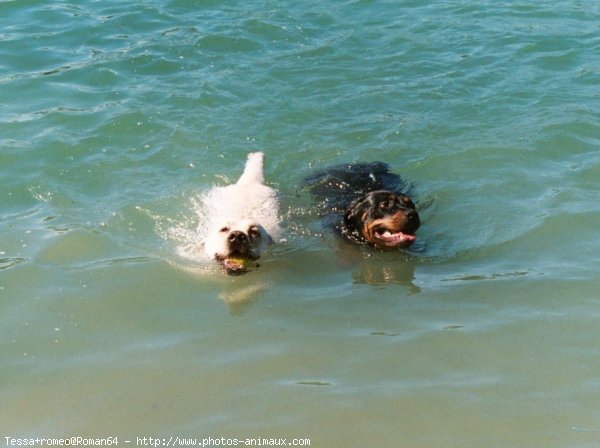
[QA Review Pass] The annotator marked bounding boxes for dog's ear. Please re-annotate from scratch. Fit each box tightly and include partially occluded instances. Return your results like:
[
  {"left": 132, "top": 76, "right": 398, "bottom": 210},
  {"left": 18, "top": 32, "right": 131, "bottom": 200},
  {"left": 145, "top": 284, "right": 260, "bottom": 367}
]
[
  {"left": 343, "top": 196, "right": 370, "bottom": 232},
  {"left": 343, "top": 205, "right": 360, "bottom": 229},
  {"left": 341, "top": 200, "right": 368, "bottom": 243}
]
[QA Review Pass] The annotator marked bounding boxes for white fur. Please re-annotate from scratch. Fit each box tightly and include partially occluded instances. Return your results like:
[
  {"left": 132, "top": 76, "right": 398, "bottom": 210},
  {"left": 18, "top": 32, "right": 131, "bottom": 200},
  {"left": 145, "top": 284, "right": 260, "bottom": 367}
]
[{"left": 203, "top": 152, "right": 280, "bottom": 261}]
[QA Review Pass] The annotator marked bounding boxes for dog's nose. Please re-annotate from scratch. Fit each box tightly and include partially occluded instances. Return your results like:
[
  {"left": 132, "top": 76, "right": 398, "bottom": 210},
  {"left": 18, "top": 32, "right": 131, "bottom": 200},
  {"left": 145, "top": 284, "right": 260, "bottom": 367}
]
[
  {"left": 228, "top": 231, "right": 246, "bottom": 243},
  {"left": 406, "top": 209, "right": 420, "bottom": 229}
]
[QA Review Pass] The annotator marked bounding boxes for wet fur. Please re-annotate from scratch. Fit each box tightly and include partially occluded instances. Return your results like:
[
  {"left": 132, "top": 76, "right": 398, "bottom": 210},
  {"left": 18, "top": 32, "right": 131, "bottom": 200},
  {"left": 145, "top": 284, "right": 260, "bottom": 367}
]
[
  {"left": 304, "top": 162, "right": 420, "bottom": 249},
  {"left": 203, "top": 152, "right": 279, "bottom": 274}
]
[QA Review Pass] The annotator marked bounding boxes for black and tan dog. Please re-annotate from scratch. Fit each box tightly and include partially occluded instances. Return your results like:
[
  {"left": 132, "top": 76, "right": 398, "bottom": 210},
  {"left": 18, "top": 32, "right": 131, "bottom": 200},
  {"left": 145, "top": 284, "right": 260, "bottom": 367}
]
[{"left": 304, "top": 162, "right": 420, "bottom": 249}]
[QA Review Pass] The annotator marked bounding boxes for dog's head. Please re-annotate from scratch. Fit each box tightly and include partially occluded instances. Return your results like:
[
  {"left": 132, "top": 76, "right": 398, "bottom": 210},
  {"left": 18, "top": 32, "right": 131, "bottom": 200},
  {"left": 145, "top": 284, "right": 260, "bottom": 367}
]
[
  {"left": 204, "top": 219, "right": 273, "bottom": 275},
  {"left": 342, "top": 190, "right": 420, "bottom": 249}
]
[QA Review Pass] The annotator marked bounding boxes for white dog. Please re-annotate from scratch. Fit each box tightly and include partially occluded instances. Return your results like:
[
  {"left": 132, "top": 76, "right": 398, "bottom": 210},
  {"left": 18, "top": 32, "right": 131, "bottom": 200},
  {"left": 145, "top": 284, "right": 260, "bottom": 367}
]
[{"left": 203, "top": 152, "right": 280, "bottom": 275}]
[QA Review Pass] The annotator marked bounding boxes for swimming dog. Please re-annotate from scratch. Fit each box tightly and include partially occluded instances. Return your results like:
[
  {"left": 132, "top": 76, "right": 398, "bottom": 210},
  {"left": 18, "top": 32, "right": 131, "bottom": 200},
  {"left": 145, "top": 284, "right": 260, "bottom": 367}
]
[
  {"left": 303, "top": 161, "right": 420, "bottom": 249},
  {"left": 203, "top": 152, "right": 280, "bottom": 274}
]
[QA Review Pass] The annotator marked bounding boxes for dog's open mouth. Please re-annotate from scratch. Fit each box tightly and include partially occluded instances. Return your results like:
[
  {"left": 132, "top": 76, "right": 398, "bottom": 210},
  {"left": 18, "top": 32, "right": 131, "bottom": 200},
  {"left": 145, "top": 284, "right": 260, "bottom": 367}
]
[
  {"left": 216, "top": 254, "right": 258, "bottom": 276},
  {"left": 372, "top": 226, "right": 416, "bottom": 248}
]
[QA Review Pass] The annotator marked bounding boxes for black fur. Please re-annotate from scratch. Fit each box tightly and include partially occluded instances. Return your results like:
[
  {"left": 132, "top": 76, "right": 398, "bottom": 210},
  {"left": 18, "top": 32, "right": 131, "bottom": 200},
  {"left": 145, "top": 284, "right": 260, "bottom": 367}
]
[{"left": 303, "top": 162, "right": 420, "bottom": 247}]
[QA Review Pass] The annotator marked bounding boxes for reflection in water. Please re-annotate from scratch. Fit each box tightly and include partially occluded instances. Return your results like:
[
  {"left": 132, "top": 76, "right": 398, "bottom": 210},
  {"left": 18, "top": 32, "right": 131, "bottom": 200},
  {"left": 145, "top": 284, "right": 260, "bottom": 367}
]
[
  {"left": 336, "top": 241, "right": 421, "bottom": 292},
  {"left": 352, "top": 263, "right": 420, "bottom": 293},
  {"left": 218, "top": 283, "right": 266, "bottom": 315},
  {"left": 212, "top": 241, "right": 423, "bottom": 313}
]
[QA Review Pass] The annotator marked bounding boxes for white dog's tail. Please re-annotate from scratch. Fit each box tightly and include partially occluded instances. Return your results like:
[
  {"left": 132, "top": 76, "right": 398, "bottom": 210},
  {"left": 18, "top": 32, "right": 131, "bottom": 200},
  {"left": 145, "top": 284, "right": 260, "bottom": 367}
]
[{"left": 236, "top": 152, "right": 265, "bottom": 185}]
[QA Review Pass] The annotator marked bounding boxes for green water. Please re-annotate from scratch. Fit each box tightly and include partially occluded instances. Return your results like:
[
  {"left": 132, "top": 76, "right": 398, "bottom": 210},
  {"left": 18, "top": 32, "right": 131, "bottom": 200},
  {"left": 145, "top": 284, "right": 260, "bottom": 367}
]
[{"left": 1, "top": 1, "right": 600, "bottom": 447}]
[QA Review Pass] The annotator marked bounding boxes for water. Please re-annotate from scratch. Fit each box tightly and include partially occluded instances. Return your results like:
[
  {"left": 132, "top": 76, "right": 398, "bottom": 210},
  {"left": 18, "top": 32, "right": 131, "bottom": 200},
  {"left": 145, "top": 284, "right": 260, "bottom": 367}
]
[{"left": 1, "top": 1, "right": 599, "bottom": 446}]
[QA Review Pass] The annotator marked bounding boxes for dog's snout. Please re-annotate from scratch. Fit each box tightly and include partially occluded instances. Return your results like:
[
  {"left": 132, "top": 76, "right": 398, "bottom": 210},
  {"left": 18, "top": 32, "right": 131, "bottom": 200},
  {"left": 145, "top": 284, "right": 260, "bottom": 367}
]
[
  {"left": 405, "top": 209, "right": 420, "bottom": 230},
  {"left": 228, "top": 230, "right": 247, "bottom": 243}
]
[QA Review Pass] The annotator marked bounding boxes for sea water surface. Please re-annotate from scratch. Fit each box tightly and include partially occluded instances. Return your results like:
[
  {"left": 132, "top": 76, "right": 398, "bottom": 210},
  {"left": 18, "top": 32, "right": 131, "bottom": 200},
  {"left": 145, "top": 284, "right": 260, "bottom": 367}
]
[{"left": 1, "top": 1, "right": 600, "bottom": 447}]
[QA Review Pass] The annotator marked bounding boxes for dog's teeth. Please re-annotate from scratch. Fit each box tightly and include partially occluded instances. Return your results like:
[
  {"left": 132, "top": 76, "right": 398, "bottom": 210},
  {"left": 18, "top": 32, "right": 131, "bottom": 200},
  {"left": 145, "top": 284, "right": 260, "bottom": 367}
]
[{"left": 378, "top": 230, "right": 392, "bottom": 239}]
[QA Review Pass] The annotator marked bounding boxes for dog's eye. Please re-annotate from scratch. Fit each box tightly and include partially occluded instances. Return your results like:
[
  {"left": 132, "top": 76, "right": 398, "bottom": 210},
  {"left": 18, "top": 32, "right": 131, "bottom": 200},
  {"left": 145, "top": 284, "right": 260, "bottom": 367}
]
[
  {"left": 220, "top": 226, "right": 230, "bottom": 233},
  {"left": 380, "top": 200, "right": 395, "bottom": 210},
  {"left": 248, "top": 226, "right": 261, "bottom": 238}
]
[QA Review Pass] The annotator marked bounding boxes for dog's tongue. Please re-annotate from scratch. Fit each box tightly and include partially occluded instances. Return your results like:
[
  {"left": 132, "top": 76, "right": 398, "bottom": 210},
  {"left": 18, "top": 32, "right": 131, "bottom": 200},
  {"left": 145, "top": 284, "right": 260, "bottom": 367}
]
[{"left": 378, "top": 230, "right": 416, "bottom": 245}]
